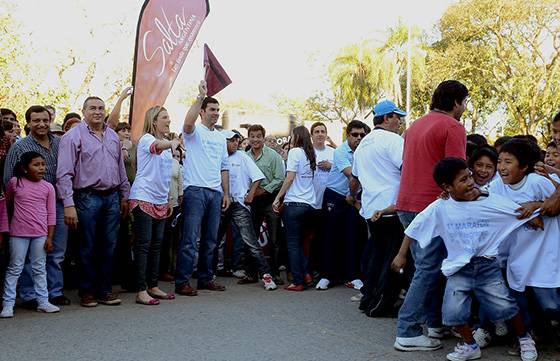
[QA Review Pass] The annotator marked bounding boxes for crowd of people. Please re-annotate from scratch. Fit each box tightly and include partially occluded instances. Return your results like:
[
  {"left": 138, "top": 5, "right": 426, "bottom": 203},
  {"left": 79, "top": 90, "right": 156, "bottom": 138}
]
[{"left": 1, "top": 79, "right": 560, "bottom": 361}]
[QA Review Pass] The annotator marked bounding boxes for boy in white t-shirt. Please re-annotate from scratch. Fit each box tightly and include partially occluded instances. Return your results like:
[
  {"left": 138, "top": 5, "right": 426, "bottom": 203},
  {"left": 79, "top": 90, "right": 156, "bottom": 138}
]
[
  {"left": 392, "top": 157, "right": 539, "bottom": 361},
  {"left": 222, "top": 130, "right": 277, "bottom": 291}
]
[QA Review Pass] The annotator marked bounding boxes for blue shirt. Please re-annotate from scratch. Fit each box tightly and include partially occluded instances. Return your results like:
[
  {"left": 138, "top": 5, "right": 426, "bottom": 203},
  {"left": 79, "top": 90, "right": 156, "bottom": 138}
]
[{"left": 325, "top": 140, "right": 353, "bottom": 196}]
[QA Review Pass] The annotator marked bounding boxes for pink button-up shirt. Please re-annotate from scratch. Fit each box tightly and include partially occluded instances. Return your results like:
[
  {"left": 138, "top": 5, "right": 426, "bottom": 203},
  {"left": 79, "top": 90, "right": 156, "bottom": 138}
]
[{"left": 56, "top": 122, "right": 130, "bottom": 207}]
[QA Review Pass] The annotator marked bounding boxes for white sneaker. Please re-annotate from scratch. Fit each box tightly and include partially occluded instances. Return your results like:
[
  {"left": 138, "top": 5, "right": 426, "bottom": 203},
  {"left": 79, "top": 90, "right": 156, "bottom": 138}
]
[
  {"left": 262, "top": 274, "right": 277, "bottom": 291},
  {"left": 446, "top": 342, "right": 481, "bottom": 361},
  {"left": 394, "top": 335, "right": 442, "bottom": 351},
  {"left": 519, "top": 335, "right": 538, "bottom": 361},
  {"left": 316, "top": 278, "right": 330, "bottom": 290},
  {"left": 232, "top": 270, "right": 247, "bottom": 279},
  {"left": 0, "top": 307, "right": 13, "bottom": 318},
  {"left": 495, "top": 320, "right": 508, "bottom": 336},
  {"left": 347, "top": 279, "right": 363, "bottom": 290},
  {"left": 472, "top": 328, "right": 491, "bottom": 348},
  {"left": 428, "top": 327, "right": 450, "bottom": 339},
  {"left": 350, "top": 293, "right": 363, "bottom": 302},
  {"left": 37, "top": 302, "right": 60, "bottom": 314}
]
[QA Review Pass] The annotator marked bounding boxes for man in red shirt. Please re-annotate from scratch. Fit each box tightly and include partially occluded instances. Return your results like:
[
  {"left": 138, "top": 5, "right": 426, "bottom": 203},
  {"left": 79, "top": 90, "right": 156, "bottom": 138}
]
[{"left": 392, "top": 80, "right": 468, "bottom": 351}]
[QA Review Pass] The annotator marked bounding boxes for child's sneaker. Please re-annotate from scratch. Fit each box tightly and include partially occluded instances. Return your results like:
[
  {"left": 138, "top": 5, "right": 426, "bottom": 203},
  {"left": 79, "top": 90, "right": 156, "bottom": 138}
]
[
  {"left": 262, "top": 274, "right": 277, "bottom": 291},
  {"left": 394, "top": 335, "right": 442, "bottom": 351},
  {"left": 446, "top": 342, "right": 481, "bottom": 361},
  {"left": 518, "top": 335, "right": 538, "bottom": 361},
  {"left": 472, "top": 328, "right": 492, "bottom": 348},
  {"left": 0, "top": 306, "right": 14, "bottom": 318},
  {"left": 428, "top": 327, "right": 451, "bottom": 339},
  {"left": 37, "top": 302, "right": 60, "bottom": 314},
  {"left": 345, "top": 279, "right": 363, "bottom": 290}
]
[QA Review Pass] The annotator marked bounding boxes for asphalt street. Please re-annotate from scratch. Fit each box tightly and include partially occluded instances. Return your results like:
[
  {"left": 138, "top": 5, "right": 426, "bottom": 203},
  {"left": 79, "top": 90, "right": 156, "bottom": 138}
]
[{"left": 1, "top": 277, "right": 559, "bottom": 361}]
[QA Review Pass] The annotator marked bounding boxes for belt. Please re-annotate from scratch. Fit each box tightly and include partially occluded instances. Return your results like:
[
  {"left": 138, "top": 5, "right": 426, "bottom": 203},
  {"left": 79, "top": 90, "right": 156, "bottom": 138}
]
[
  {"left": 75, "top": 187, "right": 118, "bottom": 196},
  {"left": 284, "top": 202, "right": 310, "bottom": 207}
]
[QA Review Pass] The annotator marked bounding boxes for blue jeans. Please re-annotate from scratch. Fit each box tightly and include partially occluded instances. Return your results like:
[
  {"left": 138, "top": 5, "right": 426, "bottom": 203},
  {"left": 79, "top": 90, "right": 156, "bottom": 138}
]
[
  {"left": 443, "top": 257, "right": 518, "bottom": 326},
  {"left": 282, "top": 203, "right": 313, "bottom": 286},
  {"left": 75, "top": 191, "right": 121, "bottom": 297},
  {"left": 396, "top": 211, "right": 447, "bottom": 337},
  {"left": 19, "top": 200, "right": 68, "bottom": 301},
  {"left": 176, "top": 186, "right": 222, "bottom": 288},
  {"left": 132, "top": 207, "right": 166, "bottom": 291},
  {"left": 3, "top": 236, "right": 48, "bottom": 307},
  {"left": 513, "top": 287, "right": 560, "bottom": 327}
]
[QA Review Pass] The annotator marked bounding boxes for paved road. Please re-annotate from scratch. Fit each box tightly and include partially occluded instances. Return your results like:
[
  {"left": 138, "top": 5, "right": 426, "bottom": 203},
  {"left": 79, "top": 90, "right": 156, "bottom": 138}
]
[{"left": 1, "top": 277, "right": 559, "bottom": 361}]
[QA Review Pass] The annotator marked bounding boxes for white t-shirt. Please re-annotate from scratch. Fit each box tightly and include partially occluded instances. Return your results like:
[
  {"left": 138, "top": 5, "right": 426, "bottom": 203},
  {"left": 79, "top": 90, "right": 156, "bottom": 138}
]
[
  {"left": 352, "top": 128, "right": 404, "bottom": 219},
  {"left": 489, "top": 174, "right": 560, "bottom": 291},
  {"left": 228, "top": 151, "right": 265, "bottom": 210},
  {"left": 285, "top": 147, "right": 316, "bottom": 206},
  {"left": 182, "top": 123, "right": 229, "bottom": 192},
  {"left": 312, "top": 145, "right": 335, "bottom": 209},
  {"left": 130, "top": 133, "right": 173, "bottom": 205},
  {"left": 405, "top": 193, "right": 532, "bottom": 277}
]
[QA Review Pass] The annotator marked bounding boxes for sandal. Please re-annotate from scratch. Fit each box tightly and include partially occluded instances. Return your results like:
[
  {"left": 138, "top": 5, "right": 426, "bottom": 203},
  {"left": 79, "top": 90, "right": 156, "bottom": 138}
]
[
  {"left": 147, "top": 290, "right": 176, "bottom": 300},
  {"left": 135, "top": 297, "right": 160, "bottom": 305}
]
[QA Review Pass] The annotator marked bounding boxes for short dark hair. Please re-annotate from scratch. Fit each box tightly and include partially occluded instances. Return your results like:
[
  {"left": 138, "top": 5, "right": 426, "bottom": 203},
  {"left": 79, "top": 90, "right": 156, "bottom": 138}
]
[
  {"left": 547, "top": 141, "right": 557, "bottom": 149},
  {"left": 0, "top": 108, "right": 16, "bottom": 119},
  {"left": 310, "top": 121, "right": 327, "bottom": 134},
  {"left": 247, "top": 124, "right": 266, "bottom": 137},
  {"left": 82, "top": 96, "right": 104, "bottom": 109},
  {"left": 373, "top": 113, "right": 396, "bottom": 126},
  {"left": 433, "top": 157, "right": 469, "bottom": 188},
  {"left": 494, "top": 136, "right": 512, "bottom": 149},
  {"left": 63, "top": 112, "right": 81, "bottom": 123},
  {"left": 429, "top": 80, "right": 469, "bottom": 112},
  {"left": 201, "top": 96, "right": 219, "bottom": 110},
  {"left": 512, "top": 134, "right": 538, "bottom": 145},
  {"left": 468, "top": 146, "right": 498, "bottom": 169},
  {"left": 346, "top": 120, "right": 367, "bottom": 135},
  {"left": 499, "top": 139, "right": 540, "bottom": 174},
  {"left": 467, "top": 133, "right": 487, "bottom": 146},
  {"left": 115, "top": 122, "right": 131, "bottom": 133},
  {"left": 553, "top": 110, "right": 560, "bottom": 124},
  {"left": 25, "top": 105, "right": 51, "bottom": 123}
]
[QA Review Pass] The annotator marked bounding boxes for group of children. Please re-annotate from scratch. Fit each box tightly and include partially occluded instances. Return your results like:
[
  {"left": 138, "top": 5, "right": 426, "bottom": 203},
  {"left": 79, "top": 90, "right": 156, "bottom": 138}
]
[{"left": 396, "top": 135, "right": 560, "bottom": 361}]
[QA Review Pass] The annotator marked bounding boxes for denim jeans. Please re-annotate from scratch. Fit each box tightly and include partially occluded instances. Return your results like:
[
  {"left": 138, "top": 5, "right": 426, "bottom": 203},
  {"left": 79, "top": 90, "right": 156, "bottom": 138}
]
[
  {"left": 75, "top": 190, "right": 120, "bottom": 297},
  {"left": 282, "top": 203, "right": 313, "bottom": 285},
  {"left": 226, "top": 202, "right": 271, "bottom": 276},
  {"left": 443, "top": 257, "right": 518, "bottom": 326},
  {"left": 251, "top": 192, "right": 282, "bottom": 276},
  {"left": 3, "top": 236, "right": 48, "bottom": 307},
  {"left": 513, "top": 287, "right": 560, "bottom": 327},
  {"left": 132, "top": 207, "right": 166, "bottom": 291},
  {"left": 19, "top": 200, "right": 68, "bottom": 301},
  {"left": 396, "top": 210, "right": 447, "bottom": 337},
  {"left": 176, "top": 186, "right": 222, "bottom": 288}
]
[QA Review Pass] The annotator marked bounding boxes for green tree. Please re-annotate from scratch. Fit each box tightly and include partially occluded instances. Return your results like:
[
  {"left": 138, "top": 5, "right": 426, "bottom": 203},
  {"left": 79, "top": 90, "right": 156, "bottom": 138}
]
[{"left": 432, "top": 0, "right": 560, "bottom": 138}]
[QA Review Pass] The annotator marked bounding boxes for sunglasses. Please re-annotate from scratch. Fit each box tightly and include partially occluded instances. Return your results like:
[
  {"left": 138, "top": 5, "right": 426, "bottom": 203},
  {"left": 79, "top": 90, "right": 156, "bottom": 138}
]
[{"left": 350, "top": 132, "right": 365, "bottom": 138}]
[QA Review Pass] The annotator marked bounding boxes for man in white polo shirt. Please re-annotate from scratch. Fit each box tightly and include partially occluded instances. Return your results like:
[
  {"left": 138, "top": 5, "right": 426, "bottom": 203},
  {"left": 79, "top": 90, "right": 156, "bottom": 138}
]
[
  {"left": 351, "top": 100, "right": 406, "bottom": 316},
  {"left": 175, "top": 80, "right": 231, "bottom": 296}
]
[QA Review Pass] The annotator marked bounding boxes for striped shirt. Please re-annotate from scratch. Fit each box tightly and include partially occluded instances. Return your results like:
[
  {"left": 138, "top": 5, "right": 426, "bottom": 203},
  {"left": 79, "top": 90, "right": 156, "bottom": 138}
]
[{"left": 3, "top": 134, "right": 60, "bottom": 187}]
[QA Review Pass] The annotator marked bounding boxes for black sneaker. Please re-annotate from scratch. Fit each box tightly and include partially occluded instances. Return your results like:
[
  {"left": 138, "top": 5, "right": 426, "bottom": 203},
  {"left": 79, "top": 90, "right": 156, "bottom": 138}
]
[
  {"left": 49, "top": 295, "right": 71, "bottom": 306},
  {"left": 20, "top": 299, "right": 38, "bottom": 310}
]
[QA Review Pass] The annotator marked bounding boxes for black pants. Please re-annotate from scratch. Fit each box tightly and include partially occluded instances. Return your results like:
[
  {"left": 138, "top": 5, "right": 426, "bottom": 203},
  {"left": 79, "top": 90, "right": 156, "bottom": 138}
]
[
  {"left": 360, "top": 216, "right": 409, "bottom": 317},
  {"left": 251, "top": 192, "right": 283, "bottom": 276},
  {"left": 321, "top": 188, "right": 367, "bottom": 282}
]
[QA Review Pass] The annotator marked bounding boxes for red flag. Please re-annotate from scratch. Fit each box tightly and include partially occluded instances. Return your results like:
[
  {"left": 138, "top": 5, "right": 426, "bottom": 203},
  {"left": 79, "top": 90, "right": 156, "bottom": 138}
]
[
  {"left": 130, "top": 0, "right": 210, "bottom": 142},
  {"left": 204, "top": 44, "right": 232, "bottom": 97}
]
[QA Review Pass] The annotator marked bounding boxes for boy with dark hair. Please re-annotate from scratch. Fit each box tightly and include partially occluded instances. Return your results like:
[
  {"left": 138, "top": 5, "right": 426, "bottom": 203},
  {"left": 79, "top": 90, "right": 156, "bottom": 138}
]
[{"left": 392, "top": 157, "right": 538, "bottom": 361}]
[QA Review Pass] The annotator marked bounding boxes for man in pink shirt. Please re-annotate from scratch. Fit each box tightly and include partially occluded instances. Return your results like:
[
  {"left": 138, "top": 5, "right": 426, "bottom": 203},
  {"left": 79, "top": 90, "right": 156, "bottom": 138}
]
[
  {"left": 57, "top": 96, "right": 130, "bottom": 308},
  {"left": 393, "top": 80, "right": 468, "bottom": 351}
]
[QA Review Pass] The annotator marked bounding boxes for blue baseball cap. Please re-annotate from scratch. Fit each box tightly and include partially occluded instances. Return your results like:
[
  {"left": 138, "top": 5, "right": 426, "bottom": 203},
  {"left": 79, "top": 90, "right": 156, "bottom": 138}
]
[{"left": 373, "top": 100, "right": 407, "bottom": 117}]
